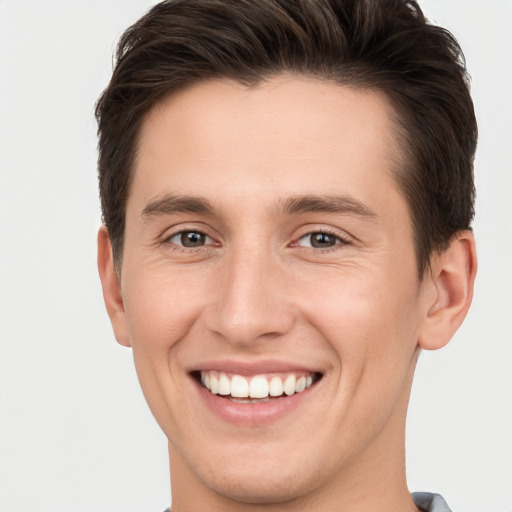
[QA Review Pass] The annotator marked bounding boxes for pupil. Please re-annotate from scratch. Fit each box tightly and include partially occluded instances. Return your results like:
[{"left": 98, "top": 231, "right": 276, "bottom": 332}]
[
  {"left": 181, "top": 231, "right": 205, "bottom": 247},
  {"left": 311, "top": 233, "right": 336, "bottom": 248}
]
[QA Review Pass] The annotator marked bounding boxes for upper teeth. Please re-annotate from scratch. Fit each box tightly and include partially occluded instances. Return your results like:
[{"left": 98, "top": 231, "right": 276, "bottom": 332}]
[{"left": 200, "top": 371, "right": 314, "bottom": 399}]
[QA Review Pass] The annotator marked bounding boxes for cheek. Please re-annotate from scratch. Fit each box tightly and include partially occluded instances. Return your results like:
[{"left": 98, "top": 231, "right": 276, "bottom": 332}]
[
  {"left": 120, "top": 266, "right": 211, "bottom": 430},
  {"left": 300, "top": 266, "right": 422, "bottom": 378},
  {"left": 121, "top": 263, "right": 210, "bottom": 352}
]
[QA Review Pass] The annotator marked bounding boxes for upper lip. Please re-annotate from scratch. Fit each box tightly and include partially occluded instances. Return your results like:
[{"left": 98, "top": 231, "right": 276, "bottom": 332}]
[{"left": 188, "top": 359, "right": 322, "bottom": 377}]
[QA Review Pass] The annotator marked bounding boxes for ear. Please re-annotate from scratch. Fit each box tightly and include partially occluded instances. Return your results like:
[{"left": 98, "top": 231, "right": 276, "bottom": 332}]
[
  {"left": 418, "top": 230, "right": 477, "bottom": 351},
  {"left": 97, "top": 226, "right": 131, "bottom": 347}
]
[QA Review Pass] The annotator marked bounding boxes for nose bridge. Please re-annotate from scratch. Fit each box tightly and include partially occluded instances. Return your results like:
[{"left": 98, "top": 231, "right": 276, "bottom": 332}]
[{"left": 207, "top": 242, "right": 293, "bottom": 344}]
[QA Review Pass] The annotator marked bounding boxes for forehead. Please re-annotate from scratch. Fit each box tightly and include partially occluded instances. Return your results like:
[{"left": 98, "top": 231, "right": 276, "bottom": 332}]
[{"left": 131, "top": 76, "right": 405, "bottom": 218}]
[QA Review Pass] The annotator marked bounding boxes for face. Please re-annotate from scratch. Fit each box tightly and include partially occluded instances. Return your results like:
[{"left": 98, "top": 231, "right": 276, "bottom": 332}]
[{"left": 106, "top": 77, "right": 433, "bottom": 505}]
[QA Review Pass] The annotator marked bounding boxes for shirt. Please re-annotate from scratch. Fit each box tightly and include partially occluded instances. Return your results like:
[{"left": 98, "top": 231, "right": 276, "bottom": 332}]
[{"left": 413, "top": 492, "right": 453, "bottom": 512}]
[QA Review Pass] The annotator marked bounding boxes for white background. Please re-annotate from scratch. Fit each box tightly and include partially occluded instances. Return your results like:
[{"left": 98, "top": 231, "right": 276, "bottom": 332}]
[{"left": 0, "top": 1, "right": 510, "bottom": 511}]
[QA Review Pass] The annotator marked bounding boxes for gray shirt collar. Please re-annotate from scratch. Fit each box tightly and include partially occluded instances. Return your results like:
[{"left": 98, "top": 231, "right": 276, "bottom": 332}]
[{"left": 413, "top": 492, "right": 452, "bottom": 512}]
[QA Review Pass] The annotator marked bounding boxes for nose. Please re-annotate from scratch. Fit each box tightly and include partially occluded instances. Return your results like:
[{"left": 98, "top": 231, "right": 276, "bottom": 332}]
[{"left": 204, "top": 246, "right": 294, "bottom": 346}]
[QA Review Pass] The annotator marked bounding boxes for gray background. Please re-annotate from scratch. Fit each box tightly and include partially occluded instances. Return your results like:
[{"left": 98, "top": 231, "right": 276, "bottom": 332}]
[{"left": 0, "top": 1, "right": 510, "bottom": 511}]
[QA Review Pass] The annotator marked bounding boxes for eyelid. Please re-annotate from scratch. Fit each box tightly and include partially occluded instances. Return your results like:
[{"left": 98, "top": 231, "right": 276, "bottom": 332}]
[
  {"left": 290, "top": 226, "right": 353, "bottom": 251},
  {"left": 161, "top": 224, "right": 219, "bottom": 248},
  {"left": 169, "top": 230, "right": 212, "bottom": 245}
]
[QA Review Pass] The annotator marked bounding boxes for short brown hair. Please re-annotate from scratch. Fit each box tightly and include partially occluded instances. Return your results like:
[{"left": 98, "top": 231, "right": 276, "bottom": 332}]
[{"left": 96, "top": 0, "right": 477, "bottom": 275}]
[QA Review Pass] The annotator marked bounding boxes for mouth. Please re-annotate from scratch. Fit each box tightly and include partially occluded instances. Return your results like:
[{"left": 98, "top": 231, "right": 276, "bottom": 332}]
[{"left": 192, "top": 370, "right": 322, "bottom": 403}]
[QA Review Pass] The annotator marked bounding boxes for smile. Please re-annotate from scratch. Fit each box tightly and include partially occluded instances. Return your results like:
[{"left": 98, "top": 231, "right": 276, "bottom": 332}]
[{"left": 198, "top": 370, "right": 317, "bottom": 402}]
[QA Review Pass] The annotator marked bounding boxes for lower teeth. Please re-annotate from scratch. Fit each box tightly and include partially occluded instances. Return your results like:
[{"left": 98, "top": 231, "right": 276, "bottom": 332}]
[{"left": 229, "top": 397, "right": 272, "bottom": 403}]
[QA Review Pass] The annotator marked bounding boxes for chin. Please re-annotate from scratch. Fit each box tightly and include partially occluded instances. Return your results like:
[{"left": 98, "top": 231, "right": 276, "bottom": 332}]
[
  {"left": 204, "top": 469, "right": 310, "bottom": 505},
  {"left": 188, "top": 447, "right": 323, "bottom": 505}
]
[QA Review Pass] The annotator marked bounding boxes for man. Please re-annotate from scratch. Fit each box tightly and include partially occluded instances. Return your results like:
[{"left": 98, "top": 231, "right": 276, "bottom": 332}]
[{"left": 95, "top": 1, "right": 477, "bottom": 511}]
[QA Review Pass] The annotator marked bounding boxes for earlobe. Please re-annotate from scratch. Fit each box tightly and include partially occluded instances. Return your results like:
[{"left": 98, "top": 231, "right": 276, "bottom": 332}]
[
  {"left": 97, "top": 226, "right": 131, "bottom": 347},
  {"left": 418, "top": 230, "right": 477, "bottom": 351}
]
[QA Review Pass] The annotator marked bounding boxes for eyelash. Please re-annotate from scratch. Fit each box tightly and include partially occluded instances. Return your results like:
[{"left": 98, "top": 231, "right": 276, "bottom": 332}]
[
  {"left": 293, "top": 229, "right": 351, "bottom": 252},
  {"left": 162, "top": 228, "right": 216, "bottom": 252},
  {"left": 162, "top": 227, "right": 350, "bottom": 253}
]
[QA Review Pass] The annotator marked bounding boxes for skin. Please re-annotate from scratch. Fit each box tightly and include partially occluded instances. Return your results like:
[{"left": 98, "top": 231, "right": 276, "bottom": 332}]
[{"left": 98, "top": 76, "right": 477, "bottom": 512}]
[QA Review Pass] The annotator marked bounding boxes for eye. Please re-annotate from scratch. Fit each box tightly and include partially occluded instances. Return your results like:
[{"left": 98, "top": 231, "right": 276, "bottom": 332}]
[
  {"left": 296, "top": 232, "right": 345, "bottom": 249},
  {"left": 168, "top": 230, "right": 212, "bottom": 248}
]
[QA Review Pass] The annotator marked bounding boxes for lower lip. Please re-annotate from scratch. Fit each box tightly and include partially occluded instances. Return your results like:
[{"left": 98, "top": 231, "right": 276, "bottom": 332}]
[{"left": 192, "top": 376, "right": 318, "bottom": 427}]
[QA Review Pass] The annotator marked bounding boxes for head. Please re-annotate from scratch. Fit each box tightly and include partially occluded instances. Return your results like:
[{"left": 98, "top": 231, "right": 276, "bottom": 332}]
[{"left": 96, "top": 0, "right": 477, "bottom": 509}]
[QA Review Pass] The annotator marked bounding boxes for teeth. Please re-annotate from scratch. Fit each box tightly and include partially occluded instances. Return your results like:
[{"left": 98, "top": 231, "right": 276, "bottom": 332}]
[
  {"left": 249, "top": 376, "right": 269, "bottom": 398},
  {"left": 231, "top": 375, "right": 249, "bottom": 398},
  {"left": 210, "top": 374, "right": 219, "bottom": 394},
  {"left": 269, "top": 376, "right": 284, "bottom": 397},
  {"left": 283, "top": 375, "right": 296, "bottom": 396},
  {"left": 295, "top": 376, "right": 306, "bottom": 393},
  {"left": 218, "top": 374, "right": 231, "bottom": 395},
  {"left": 199, "top": 371, "right": 316, "bottom": 399}
]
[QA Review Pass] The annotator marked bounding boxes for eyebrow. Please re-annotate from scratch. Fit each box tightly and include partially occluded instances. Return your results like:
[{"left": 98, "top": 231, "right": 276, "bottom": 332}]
[
  {"left": 140, "top": 193, "right": 377, "bottom": 221},
  {"left": 280, "top": 195, "right": 377, "bottom": 219},
  {"left": 141, "top": 194, "right": 215, "bottom": 219}
]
